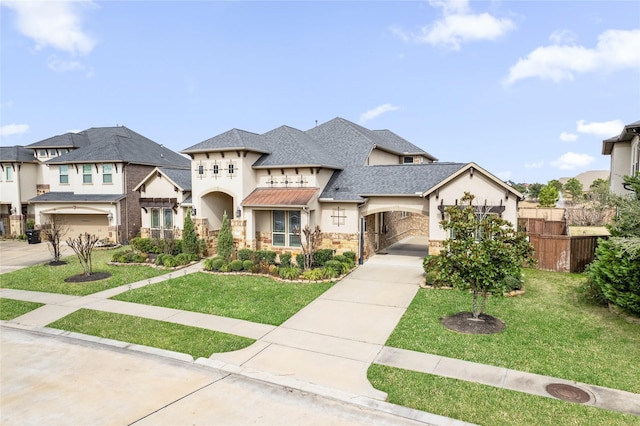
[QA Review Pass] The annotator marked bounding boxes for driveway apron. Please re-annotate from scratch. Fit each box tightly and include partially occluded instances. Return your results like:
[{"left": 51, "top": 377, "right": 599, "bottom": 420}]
[{"left": 210, "top": 237, "right": 427, "bottom": 399}]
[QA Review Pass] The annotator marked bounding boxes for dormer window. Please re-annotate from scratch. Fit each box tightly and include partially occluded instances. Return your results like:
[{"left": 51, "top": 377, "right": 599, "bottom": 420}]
[
  {"left": 49, "top": 149, "right": 57, "bottom": 157},
  {"left": 403, "top": 156, "right": 414, "bottom": 164},
  {"left": 38, "top": 149, "right": 47, "bottom": 157}
]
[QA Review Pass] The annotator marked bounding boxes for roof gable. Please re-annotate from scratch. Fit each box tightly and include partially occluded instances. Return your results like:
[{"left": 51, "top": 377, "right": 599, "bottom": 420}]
[
  {"left": 134, "top": 167, "right": 192, "bottom": 192},
  {"left": 181, "top": 128, "right": 268, "bottom": 154}
]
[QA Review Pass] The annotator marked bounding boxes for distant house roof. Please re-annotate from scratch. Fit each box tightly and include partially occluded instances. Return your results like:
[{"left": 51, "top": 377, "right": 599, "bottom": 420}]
[
  {"left": 28, "top": 192, "right": 125, "bottom": 203},
  {"left": 242, "top": 187, "right": 319, "bottom": 207},
  {"left": 26, "top": 126, "right": 189, "bottom": 168},
  {"left": 602, "top": 120, "right": 640, "bottom": 155},
  {"left": 0, "top": 146, "right": 38, "bottom": 163}
]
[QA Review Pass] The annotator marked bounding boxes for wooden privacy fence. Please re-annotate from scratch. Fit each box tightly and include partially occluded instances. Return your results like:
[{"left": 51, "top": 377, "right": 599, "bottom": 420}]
[
  {"left": 528, "top": 234, "right": 603, "bottom": 273},
  {"left": 519, "top": 218, "right": 566, "bottom": 236}
]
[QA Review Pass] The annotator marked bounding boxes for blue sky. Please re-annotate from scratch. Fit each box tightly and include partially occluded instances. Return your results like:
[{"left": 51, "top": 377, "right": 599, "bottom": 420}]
[{"left": 1, "top": 0, "right": 639, "bottom": 184}]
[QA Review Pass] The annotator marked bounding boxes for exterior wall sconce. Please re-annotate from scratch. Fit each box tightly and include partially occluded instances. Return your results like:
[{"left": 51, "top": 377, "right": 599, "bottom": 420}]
[
  {"left": 236, "top": 207, "right": 241, "bottom": 218},
  {"left": 108, "top": 211, "right": 113, "bottom": 221},
  {"left": 191, "top": 208, "right": 197, "bottom": 216}
]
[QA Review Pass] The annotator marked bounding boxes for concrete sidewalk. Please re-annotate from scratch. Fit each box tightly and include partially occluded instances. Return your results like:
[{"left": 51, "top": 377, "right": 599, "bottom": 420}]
[{"left": 2, "top": 236, "right": 639, "bottom": 418}]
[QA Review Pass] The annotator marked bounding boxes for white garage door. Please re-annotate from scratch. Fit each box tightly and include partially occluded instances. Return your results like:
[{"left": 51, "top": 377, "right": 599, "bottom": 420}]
[{"left": 56, "top": 214, "right": 109, "bottom": 240}]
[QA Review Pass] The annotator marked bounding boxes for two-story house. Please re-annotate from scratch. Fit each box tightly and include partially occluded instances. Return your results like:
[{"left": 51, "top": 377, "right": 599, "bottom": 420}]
[
  {"left": 25, "top": 126, "right": 190, "bottom": 243},
  {"left": 602, "top": 120, "right": 640, "bottom": 195},
  {"left": 182, "top": 117, "right": 522, "bottom": 260},
  {"left": 0, "top": 146, "right": 40, "bottom": 236}
]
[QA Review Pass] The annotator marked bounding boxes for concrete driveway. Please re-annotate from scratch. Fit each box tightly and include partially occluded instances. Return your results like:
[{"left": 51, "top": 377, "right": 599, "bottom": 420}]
[{"left": 0, "top": 239, "right": 74, "bottom": 274}]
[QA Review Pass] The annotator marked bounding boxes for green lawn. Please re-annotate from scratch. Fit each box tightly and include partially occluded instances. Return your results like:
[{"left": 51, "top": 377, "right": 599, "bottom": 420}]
[
  {"left": 368, "top": 365, "right": 640, "bottom": 426},
  {"left": 48, "top": 309, "right": 254, "bottom": 359},
  {"left": 382, "top": 268, "right": 640, "bottom": 394},
  {"left": 112, "top": 272, "right": 334, "bottom": 325},
  {"left": 0, "top": 250, "right": 170, "bottom": 296},
  {"left": 0, "top": 298, "right": 44, "bottom": 320}
]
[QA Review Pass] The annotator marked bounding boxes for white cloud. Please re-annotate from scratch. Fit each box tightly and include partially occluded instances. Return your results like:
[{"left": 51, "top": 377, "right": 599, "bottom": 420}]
[
  {"left": 524, "top": 161, "right": 544, "bottom": 169},
  {"left": 0, "top": 124, "right": 29, "bottom": 137},
  {"left": 576, "top": 119, "right": 625, "bottom": 137},
  {"left": 2, "top": 0, "right": 96, "bottom": 55},
  {"left": 560, "top": 132, "right": 578, "bottom": 142},
  {"left": 505, "top": 29, "right": 640, "bottom": 85},
  {"left": 549, "top": 29, "right": 577, "bottom": 45},
  {"left": 496, "top": 170, "right": 512, "bottom": 181},
  {"left": 393, "top": 0, "right": 515, "bottom": 51},
  {"left": 551, "top": 152, "right": 594, "bottom": 170},
  {"left": 47, "top": 56, "right": 85, "bottom": 72},
  {"left": 359, "top": 104, "right": 400, "bottom": 123}
]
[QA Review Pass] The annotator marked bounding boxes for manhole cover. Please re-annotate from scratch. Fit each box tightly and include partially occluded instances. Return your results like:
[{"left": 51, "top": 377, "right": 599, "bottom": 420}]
[{"left": 545, "top": 383, "right": 590, "bottom": 403}]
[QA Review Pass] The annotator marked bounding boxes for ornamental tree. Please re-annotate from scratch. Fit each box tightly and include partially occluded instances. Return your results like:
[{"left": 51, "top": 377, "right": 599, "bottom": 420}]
[
  {"left": 217, "top": 210, "right": 233, "bottom": 261},
  {"left": 182, "top": 208, "right": 200, "bottom": 258},
  {"left": 564, "top": 178, "right": 584, "bottom": 202},
  {"left": 538, "top": 183, "right": 559, "bottom": 207},
  {"left": 424, "top": 192, "right": 535, "bottom": 319}
]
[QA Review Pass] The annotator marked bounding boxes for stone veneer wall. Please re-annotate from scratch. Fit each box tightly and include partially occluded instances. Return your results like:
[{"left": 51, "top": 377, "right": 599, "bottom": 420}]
[{"left": 379, "top": 212, "right": 429, "bottom": 248}]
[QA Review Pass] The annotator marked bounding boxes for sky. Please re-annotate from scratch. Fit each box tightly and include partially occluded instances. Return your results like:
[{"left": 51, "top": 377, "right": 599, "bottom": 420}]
[{"left": 1, "top": 0, "right": 639, "bottom": 185}]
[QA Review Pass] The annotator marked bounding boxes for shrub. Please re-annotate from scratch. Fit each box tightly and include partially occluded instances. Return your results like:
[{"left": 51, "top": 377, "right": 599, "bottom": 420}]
[
  {"left": 503, "top": 274, "right": 524, "bottom": 292},
  {"left": 278, "top": 266, "right": 301, "bottom": 280},
  {"left": 130, "top": 237, "right": 161, "bottom": 253},
  {"left": 302, "top": 268, "right": 324, "bottom": 281},
  {"left": 587, "top": 238, "right": 640, "bottom": 316},
  {"left": 324, "top": 259, "right": 345, "bottom": 275},
  {"left": 111, "top": 249, "right": 147, "bottom": 263},
  {"left": 242, "top": 260, "right": 254, "bottom": 271},
  {"left": 279, "top": 253, "right": 292, "bottom": 267},
  {"left": 321, "top": 266, "right": 339, "bottom": 279},
  {"left": 183, "top": 208, "right": 200, "bottom": 258},
  {"left": 212, "top": 258, "right": 226, "bottom": 271},
  {"left": 217, "top": 211, "right": 233, "bottom": 261},
  {"left": 156, "top": 253, "right": 167, "bottom": 266},
  {"left": 343, "top": 251, "right": 356, "bottom": 263},
  {"left": 219, "top": 262, "right": 231, "bottom": 272},
  {"left": 313, "top": 249, "right": 334, "bottom": 267},
  {"left": 333, "top": 254, "right": 347, "bottom": 263},
  {"left": 254, "top": 250, "right": 277, "bottom": 265},
  {"left": 175, "top": 253, "right": 191, "bottom": 265},
  {"left": 230, "top": 259, "right": 244, "bottom": 271},
  {"left": 254, "top": 261, "right": 271, "bottom": 274},
  {"left": 295, "top": 253, "right": 305, "bottom": 268},
  {"left": 238, "top": 249, "right": 253, "bottom": 261},
  {"left": 203, "top": 258, "right": 215, "bottom": 271},
  {"left": 162, "top": 255, "right": 178, "bottom": 268},
  {"left": 268, "top": 265, "right": 278, "bottom": 276}
]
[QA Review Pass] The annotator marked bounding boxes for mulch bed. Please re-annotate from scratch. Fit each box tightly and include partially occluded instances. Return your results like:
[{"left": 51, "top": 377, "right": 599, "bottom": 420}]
[
  {"left": 440, "top": 312, "right": 506, "bottom": 334},
  {"left": 47, "top": 261, "right": 67, "bottom": 267},
  {"left": 64, "top": 272, "right": 112, "bottom": 283}
]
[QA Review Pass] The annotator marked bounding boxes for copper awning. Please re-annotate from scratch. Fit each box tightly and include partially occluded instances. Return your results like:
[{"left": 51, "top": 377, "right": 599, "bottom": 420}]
[{"left": 242, "top": 188, "right": 319, "bottom": 207}]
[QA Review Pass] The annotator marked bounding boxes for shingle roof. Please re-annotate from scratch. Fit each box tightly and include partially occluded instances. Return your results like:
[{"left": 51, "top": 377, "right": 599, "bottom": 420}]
[
  {"left": 372, "top": 129, "right": 438, "bottom": 160},
  {"left": 602, "top": 120, "right": 640, "bottom": 155},
  {"left": 26, "top": 132, "right": 91, "bottom": 149},
  {"left": 42, "top": 127, "right": 190, "bottom": 168},
  {"left": 28, "top": 192, "right": 125, "bottom": 203},
  {"left": 0, "top": 146, "right": 38, "bottom": 163},
  {"left": 181, "top": 128, "right": 268, "bottom": 154},
  {"left": 242, "top": 187, "right": 319, "bottom": 207},
  {"left": 320, "top": 163, "right": 466, "bottom": 201},
  {"left": 253, "top": 126, "right": 342, "bottom": 169},
  {"left": 159, "top": 167, "right": 191, "bottom": 191}
]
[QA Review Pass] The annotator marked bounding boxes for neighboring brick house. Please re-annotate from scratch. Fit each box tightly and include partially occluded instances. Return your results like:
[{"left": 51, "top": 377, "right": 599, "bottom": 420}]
[
  {"left": 21, "top": 126, "right": 189, "bottom": 242},
  {"left": 602, "top": 120, "right": 640, "bottom": 196},
  {"left": 182, "top": 117, "right": 522, "bottom": 261}
]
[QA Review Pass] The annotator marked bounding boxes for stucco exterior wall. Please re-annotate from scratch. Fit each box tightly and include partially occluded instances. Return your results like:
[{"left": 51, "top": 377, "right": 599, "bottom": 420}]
[
  {"left": 367, "top": 148, "right": 400, "bottom": 165},
  {"left": 428, "top": 170, "right": 519, "bottom": 247},
  {"left": 43, "top": 162, "right": 125, "bottom": 195},
  {"left": 609, "top": 142, "right": 632, "bottom": 196}
]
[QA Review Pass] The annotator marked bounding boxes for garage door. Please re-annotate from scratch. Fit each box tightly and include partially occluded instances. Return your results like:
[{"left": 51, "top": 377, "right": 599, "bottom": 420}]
[{"left": 56, "top": 214, "right": 109, "bottom": 240}]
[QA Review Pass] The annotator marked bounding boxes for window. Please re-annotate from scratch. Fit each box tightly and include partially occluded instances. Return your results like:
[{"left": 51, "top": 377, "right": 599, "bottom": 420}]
[
  {"left": 228, "top": 163, "right": 235, "bottom": 175},
  {"left": 49, "top": 149, "right": 57, "bottom": 157},
  {"left": 6, "top": 166, "right": 13, "bottom": 181},
  {"left": 151, "top": 209, "right": 161, "bottom": 228},
  {"left": 400, "top": 211, "right": 409, "bottom": 219},
  {"left": 151, "top": 208, "right": 173, "bottom": 229},
  {"left": 198, "top": 165, "right": 204, "bottom": 176},
  {"left": 59, "top": 165, "right": 69, "bottom": 184},
  {"left": 102, "top": 164, "right": 113, "bottom": 183},
  {"left": 38, "top": 149, "right": 47, "bottom": 157},
  {"left": 212, "top": 164, "right": 219, "bottom": 176},
  {"left": 403, "top": 156, "right": 414, "bottom": 164},
  {"left": 82, "top": 164, "right": 92, "bottom": 184},
  {"left": 272, "top": 210, "right": 301, "bottom": 247},
  {"left": 632, "top": 140, "right": 639, "bottom": 175}
]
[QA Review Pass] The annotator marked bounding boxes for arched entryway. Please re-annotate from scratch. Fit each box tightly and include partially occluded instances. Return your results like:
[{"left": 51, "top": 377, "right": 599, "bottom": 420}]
[{"left": 201, "top": 191, "right": 234, "bottom": 230}]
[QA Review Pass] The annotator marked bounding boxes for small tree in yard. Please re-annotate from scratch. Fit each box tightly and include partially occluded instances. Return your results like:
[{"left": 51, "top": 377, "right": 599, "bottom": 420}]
[
  {"left": 424, "top": 193, "right": 535, "bottom": 319},
  {"left": 293, "top": 225, "right": 322, "bottom": 270},
  {"left": 217, "top": 211, "right": 233, "bottom": 261},
  {"left": 538, "top": 183, "right": 559, "bottom": 207},
  {"left": 40, "top": 217, "right": 69, "bottom": 263},
  {"left": 66, "top": 233, "right": 99, "bottom": 276},
  {"left": 564, "top": 178, "right": 584, "bottom": 202},
  {"left": 182, "top": 208, "right": 200, "bottom": 259}
]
